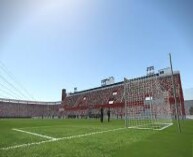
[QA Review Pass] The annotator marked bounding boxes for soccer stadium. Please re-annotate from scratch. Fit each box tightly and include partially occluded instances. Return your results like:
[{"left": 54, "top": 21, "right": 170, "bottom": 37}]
[
  {"left": 1, "top": 67, "right": 193, "bottom": 157},
  {"left": 0, "top": 67, "right": 185, "bottom": 121},
  {"left": 1, "top": 1, "right": 193, "bottom": 157}
]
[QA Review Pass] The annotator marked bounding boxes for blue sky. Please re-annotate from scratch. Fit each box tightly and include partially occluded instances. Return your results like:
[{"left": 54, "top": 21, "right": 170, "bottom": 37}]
[{"left": 0, "top": 0, "right": 193, "bottom": 101}]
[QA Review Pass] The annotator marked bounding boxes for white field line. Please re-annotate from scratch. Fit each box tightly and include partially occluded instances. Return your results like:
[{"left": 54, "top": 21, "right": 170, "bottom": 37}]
[
  {"left": 12, "top": 128, "right": 57, "bottom": 140},
  {"left": 154, "top": 123, "right": 173, "bottom": 131},
  {"left": 128, "top": 126, "right": 153, "bottom": 130},
  {"left": 58, "top": 127, "right": 124, "bottom": 140},
  {"left": 1, "top": 139, "right": 54, "bottom": 151},
  {"left": 128, "top": 123, "right": 173, "bottom": 131},
  {"left": 1, "top": 127, "right": 124, "bottom": 150}
]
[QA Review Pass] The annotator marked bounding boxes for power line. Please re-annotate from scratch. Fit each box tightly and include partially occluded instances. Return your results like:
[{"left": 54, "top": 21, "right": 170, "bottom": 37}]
[
  {"left": 0, "top": 92, "right": 9, "bottom": 99},
  {"left": 0, "top": 61, "right": 34, "bottom": 99},
  {"left": 0, "top": 82, "right": 23, "bottom": 99},
  {"left": 0, "top": 72, "right": 28, "bottom": 99},
  {"left": 0, "top": 87, "right": 18, "bottom": 99},
  {"left": 0, "top": 61, "right": 35, "bottom": 100}
]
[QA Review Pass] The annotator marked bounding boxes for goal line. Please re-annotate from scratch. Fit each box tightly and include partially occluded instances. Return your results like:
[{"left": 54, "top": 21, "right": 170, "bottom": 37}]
[{"left": 127, "top": 122, "right": 173, "bottom": 131}]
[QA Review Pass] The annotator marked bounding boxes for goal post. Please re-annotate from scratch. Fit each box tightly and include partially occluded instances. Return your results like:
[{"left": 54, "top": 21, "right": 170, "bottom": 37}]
[{"left": 124, "top": 75, "right": 173, "bottom": 130}]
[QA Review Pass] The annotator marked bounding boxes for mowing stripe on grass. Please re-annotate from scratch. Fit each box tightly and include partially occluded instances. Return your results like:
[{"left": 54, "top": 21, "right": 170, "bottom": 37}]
[
  {"left": 17, "top": 125, "right": 66, "bottom": 129},
  {"left": 12, "top": 128, "right": 57, "bottom": 140},
  {"left": 1, "top": 127, "right": 125, "bottom": 150}
]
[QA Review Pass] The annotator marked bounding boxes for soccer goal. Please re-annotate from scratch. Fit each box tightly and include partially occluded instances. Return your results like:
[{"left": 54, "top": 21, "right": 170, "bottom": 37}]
[{"left": 124, "top": 75, "right": 173, "bottom": 130}]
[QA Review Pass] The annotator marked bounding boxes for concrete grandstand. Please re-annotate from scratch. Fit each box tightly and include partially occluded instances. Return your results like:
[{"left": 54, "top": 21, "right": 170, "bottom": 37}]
[
  {"left": 0, "top": 68, "right": 185, "bottom": 119},
  {"left": 61, "top": 68, "right": 185, "bottom": 119},
  {"left": 0, "top": 98, "right": 61, "bottom": 118}
]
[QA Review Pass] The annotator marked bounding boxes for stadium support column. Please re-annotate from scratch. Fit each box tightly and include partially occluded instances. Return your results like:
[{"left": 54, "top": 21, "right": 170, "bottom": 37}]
[{"left": 169, "top": 53, "right": 181, "bottom": 133}]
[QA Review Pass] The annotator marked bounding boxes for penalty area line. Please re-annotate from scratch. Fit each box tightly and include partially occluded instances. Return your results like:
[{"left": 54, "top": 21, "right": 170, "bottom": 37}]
[
  {"left": 12, "top": 128, "right": 57, "bottom": 140},
  {"left": 0, "top": 139, "right": 54, "bottom": 151},
  {"left": 1, "top": 127, "right": 125, "bottom": 150}
]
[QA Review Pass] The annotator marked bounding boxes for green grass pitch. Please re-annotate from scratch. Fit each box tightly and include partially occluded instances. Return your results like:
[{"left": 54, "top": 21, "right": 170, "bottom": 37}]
[{"left": 0, "top": 119, "right": 192, "bottom": 157}]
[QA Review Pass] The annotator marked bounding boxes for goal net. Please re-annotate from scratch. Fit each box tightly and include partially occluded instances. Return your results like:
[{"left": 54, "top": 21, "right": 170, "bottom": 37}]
[{"left": 124, "top": 75, "right": 173, "bottom": 130}]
